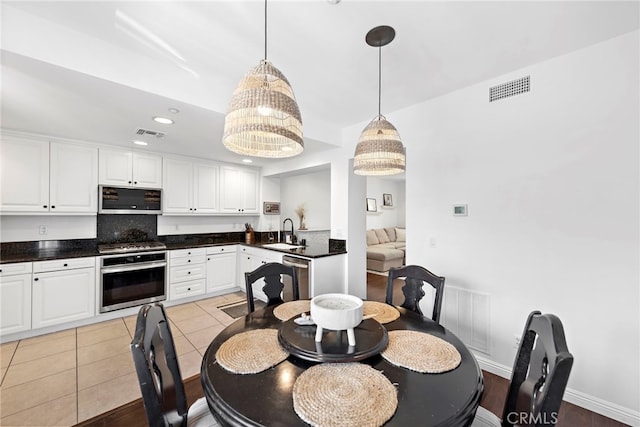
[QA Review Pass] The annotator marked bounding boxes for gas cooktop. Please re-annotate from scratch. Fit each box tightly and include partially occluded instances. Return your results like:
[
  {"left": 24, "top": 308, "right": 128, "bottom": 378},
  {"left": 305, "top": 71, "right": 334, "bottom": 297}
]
[{"left": 98, "top": 241, "right": 166, "bottom": 254}]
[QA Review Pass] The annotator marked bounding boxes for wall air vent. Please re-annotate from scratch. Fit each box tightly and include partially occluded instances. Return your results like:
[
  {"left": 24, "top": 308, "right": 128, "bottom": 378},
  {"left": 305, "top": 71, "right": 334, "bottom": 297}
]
[
  {"left": 135, "top": 128, "right": 166, "bottom": 138},
  {"left": 489, "top": 75, "right": 530, "bottom": 102}
]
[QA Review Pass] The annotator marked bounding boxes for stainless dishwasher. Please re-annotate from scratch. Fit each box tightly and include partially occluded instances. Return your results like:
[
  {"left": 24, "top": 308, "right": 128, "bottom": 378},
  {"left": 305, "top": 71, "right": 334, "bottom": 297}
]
[{"left": 282, "top": 255, "right": 310, "bottom": 300}]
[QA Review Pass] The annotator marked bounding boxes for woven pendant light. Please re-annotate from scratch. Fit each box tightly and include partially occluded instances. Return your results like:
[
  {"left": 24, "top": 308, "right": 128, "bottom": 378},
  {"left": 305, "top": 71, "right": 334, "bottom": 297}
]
[
  {"left": 223, "top": 0, "right": 303, "bottom": 158},
  {"left": 354, "top": 26, "right": 405, "bottom": 175}
]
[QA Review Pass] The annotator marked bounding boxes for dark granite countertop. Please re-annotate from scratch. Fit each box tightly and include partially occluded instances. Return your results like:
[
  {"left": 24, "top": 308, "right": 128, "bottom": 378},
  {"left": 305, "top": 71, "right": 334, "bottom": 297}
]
[
  {"left": 252, "top": 240, "right": 347, "bottom": 259},
  {"left": 0, "top": 239, "right": 100, "bottom": 264},
  {"left": 0, "top": 236, "right": 346, "bottom": 264},
  {"left": 164, "top": 240, "right": 346, "bottom": 259}
]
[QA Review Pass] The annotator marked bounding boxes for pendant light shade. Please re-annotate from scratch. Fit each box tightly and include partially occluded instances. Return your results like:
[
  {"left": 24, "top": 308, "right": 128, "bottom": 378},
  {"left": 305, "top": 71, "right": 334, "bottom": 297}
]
[
  {"left": 353, "top": 114, "right": 405, "bottom": 175},
  {"left": 354, "top": 25, "right": 405, "bottom": 176},
  {"left": 223, "top": 1, "right": 303, "bottom": 158}
]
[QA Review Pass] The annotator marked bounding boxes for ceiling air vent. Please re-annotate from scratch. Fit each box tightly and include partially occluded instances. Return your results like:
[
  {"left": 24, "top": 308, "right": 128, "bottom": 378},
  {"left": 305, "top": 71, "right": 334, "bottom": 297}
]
[
  {"left": 135, "top": 128, "right": 166, "bottom": 138},
  {"left": 489, "top": 75, "right": 530, "bottom": 102}
]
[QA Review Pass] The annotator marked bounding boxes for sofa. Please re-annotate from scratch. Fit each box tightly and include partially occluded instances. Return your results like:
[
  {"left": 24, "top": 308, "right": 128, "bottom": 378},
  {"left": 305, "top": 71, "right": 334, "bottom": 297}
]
[{"left": 366, "top": 227, "right": 406, "bottom": 272}]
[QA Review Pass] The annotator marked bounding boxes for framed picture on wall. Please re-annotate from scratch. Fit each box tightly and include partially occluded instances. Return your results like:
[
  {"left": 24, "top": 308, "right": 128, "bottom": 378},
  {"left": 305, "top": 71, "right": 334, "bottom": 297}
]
[
  {"left": 263, "top": 202, "right": 280, "bottom": 215},
  {"left": 366, "top": 198, "right": 377, "bottom": 212},
  {"left": 383, "top": 193, "right": 393, "bottom": 207}
]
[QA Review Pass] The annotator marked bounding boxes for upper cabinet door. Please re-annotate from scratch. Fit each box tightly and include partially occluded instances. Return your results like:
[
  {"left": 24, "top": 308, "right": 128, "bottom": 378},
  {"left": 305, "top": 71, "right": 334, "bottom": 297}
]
[
  {"left": 132, "top": 152, "right": 163, "bottom": 188},
  {"left": 193, "top": 163, "right": 219, "bottom": 214},
  {"left": 49, "top": 142, "right": 98, "bottom": 213},
  {"left": 98, "top": 149, "right": 133, "bottom": 186},
  {"left": 219, "top": 167, "right": 244, "bottom": 213},
  {"left": 219, "top": 166, "right": 259, "bottom": 214},
  {"left": 241, "top": 168, "right": 259, "bottom": 213},
  {"left": 162, "top": 158, "right": 193, "bottom": 214},
  {"left": 0, "top": 136, "right": 50, "bottom": 212},
  {"left": 99, "top": 149, "right": 162, "bottom": 188}
]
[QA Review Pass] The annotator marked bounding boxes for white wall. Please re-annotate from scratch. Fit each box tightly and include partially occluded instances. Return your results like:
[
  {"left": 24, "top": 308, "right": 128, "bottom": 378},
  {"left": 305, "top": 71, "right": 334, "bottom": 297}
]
[
  {"left": 280, "top": 169, "right": 331, "bottom": 231},
  {"left": 255, "top": 175, "right": 281, "bottom": 234},
  {"left": 366, "top": 177, "right": 405, "bottom": 229},
  {"left": 156, "top": 215, "right": 259, "bottom": 235},
  {"left": 0, "top": 215, "right": 96, "bottom": 242},
  {"left": 390, "top": 31, "right": 639, "bottom": 422}
]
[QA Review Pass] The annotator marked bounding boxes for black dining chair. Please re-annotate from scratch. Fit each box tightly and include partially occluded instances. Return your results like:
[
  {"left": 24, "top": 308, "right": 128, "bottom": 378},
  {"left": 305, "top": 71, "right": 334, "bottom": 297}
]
[
  {"left": 245, "top": 262, "right": 300, "bottom": 313},
  {"left": 130, "top": 303, "right": 219, "bottom": 427},
  {"left": 385, "top": 264, "right": 445, "bottom": 323},
  {"left": 472, "top": 310, "right": 574, "bottom": 427}
]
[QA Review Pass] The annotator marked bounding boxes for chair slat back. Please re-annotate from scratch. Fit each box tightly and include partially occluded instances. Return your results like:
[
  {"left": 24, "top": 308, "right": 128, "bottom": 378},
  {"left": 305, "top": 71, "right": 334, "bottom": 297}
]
[
  {"left": 386, "top": 265, "right": 445, "bottom": 323},
  {"left": 503, "top": 311, "right": 574, "bottom": 427},
  {"left": 245, "top": 262, "right": 299, "bottom": 313},
  {"left": 131, "top": 304, "right": 188, "bottom": 427}
]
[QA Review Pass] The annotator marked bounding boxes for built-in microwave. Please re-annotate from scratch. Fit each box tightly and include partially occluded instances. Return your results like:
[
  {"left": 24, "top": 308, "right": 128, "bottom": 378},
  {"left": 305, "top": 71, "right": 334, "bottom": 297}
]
[{"left": 99, "top": 185, "right": 162, "bottom": 214}]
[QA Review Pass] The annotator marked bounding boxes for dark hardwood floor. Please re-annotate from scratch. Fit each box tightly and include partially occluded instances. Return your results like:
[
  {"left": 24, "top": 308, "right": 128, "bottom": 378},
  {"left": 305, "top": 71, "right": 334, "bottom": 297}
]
[{"left": 74, "top": 274, "right": 629, "bottom": 426}]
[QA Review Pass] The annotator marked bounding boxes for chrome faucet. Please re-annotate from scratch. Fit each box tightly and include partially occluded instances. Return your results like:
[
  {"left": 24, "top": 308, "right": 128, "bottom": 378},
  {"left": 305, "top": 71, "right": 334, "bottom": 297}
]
[{"left": 283, "top": 218, "right": 296, "bottom": 244}]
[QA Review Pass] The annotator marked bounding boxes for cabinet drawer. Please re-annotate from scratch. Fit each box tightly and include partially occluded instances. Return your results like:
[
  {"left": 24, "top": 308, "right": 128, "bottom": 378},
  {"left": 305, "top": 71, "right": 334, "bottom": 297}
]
[
  {"left": 170, "top": 255, "right": 206, "bottom": 267},
  {"left": 170, "top": 248, "right": 206, "bottom": 259},
  {"left": 170, "top": 263, "right": 206, "bottom": 283},
  {"left": 206, "top": 245, "right": 236, "bottom": 255},
  {"left": 33, "top": 257, "right": 94, "bottom": 273},
  {"left": 0, "top": 262, "right": 33, "bottom": 276},
  {"left": 171, "top": 279, "right": 205, "bottom": 299}
]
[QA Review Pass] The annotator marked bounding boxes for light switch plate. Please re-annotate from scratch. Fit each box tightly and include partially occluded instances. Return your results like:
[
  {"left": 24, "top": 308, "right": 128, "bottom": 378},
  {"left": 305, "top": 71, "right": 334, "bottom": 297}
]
[{"left": 453, "top": 204, "right": 468, "bottom": 216}]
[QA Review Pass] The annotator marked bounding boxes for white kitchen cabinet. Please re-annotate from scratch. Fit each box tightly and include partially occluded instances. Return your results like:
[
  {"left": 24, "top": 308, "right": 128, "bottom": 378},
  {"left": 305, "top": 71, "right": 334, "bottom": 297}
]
[
  {"left": 31, "top": 258, "right": 95, "bottom": 329},
  {"left": 49, "top": 142, "right": 99, "bottom": 213},
  {"left": 163, "top": 158, "right": 218, "bottom": 214},
  {"left": 0, "top": 262, "right": 33, "bottom": 336},
  {"left": 168, "top": 248, "right": 206, "bottom": 300},
  {"left": 0, "top": 136, "right": 49, "bottom": 213},
  {"left": 219, "top": 166, "right": 259, "bottom": 214},
  {"left": 237, "top": 247, "right": 282, "bottom": 302},
  {"left": 206, "top": 245, "right": 237, "bottom": 294},
  {"left": 0, "top": 137, "right": 97, "bottom": 214},
  {"left": 99, "top": 148, "right": 162, "bottom": 188}
]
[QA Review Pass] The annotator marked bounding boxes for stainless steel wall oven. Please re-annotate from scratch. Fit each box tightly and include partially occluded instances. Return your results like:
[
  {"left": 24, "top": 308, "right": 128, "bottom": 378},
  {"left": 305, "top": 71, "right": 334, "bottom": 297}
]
[{"left": 99, "top": 245, "right": 167, "bottom": 313}]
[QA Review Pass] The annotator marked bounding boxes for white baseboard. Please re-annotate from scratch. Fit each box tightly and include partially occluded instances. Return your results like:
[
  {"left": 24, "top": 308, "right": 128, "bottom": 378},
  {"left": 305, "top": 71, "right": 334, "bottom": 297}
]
[{"left": 473, "top": 353, "right": 640, "bottom": 426}]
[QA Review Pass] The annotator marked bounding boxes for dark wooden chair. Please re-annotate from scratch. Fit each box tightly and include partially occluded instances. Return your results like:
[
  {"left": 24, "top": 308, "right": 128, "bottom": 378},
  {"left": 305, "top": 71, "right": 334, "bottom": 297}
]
[
  {"left": 385, "top": 265, "right": 445, "bottom": 323},
  {"left": 472, "top": 311, "right": 574, "bottom": 427},
  {"left": 245, "top": 262, "right": 299, "bottom": 313},
  {"left": 130, "top": 303, "right": 219, "bottom": 427}
]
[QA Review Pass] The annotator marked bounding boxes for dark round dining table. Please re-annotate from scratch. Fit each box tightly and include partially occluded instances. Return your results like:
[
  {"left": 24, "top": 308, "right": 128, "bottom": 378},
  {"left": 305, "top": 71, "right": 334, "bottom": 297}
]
[{"left": 201, "top": 305, "right": 484, "bottom": 427}]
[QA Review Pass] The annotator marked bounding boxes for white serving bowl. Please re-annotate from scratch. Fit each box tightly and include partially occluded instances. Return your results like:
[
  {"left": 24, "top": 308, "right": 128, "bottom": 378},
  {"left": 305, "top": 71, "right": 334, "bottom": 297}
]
[{"left": 311, "top": 293, "right": 364, "bottom": 346}]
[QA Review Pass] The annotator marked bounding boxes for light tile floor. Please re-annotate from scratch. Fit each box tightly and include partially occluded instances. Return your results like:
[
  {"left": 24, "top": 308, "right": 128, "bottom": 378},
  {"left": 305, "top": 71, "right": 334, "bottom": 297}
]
[{"left": 0, "top": 292, "right": 244, "bottom": 426}]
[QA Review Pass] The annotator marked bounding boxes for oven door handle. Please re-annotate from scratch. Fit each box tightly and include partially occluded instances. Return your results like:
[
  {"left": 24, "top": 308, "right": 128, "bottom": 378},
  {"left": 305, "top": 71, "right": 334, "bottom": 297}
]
[{"left": 101, "top": 261, "right": 167, "bottom": 274}]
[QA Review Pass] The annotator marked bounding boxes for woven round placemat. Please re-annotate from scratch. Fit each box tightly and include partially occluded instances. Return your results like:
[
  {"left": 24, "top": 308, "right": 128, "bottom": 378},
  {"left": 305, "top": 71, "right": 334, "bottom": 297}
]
[
  {"left": 381, "top": 330, "right": 461, "bottom": 373},
  {"left": 362, "top": 301, "right": 400, "bottom": 324},
  {"left": 215, "top": 329, "right": 288, "bottom": 374},
  {"left": 293, "top": 363, "right": 397, "bottom": 427},
  {"left": 273, "top": 300, "right": 311, "bottom": 321}
]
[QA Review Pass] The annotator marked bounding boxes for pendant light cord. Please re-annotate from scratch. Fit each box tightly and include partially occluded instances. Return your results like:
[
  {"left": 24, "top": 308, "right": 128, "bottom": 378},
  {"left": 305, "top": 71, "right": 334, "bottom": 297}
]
[
  {"left": 264, "top": 0, "right": 268, "bottom": 61},
  {"left": 378, "top": 44, "right": 382, "bottom": 116}
]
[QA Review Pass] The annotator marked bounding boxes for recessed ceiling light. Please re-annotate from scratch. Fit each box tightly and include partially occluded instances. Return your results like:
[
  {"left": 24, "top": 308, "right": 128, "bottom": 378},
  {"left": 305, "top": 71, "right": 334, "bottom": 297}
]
[
  {"left": 168, "top": 108, "right": 180, "bottom": 114},
  {"left": 153, "top": 116, "right": 174, "bottom": 125},
  {"left": 242, "top": 159, "right": 253, "bottom": 163},
  {"left": 133, "top": 140, "right": 148, "bottom": 146}
]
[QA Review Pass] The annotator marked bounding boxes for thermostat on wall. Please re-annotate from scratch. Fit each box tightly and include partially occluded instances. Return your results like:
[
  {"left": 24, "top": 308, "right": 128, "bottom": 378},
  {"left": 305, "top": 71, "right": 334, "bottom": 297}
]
[{"left": 453, "top": 204, "right": 468, "bottom": 216}]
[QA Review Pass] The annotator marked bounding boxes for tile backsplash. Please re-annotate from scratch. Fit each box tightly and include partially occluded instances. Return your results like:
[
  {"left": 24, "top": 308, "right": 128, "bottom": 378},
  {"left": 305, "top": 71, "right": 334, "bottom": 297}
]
[{"left": 96, "top": 214, "right": 157, "bottom": 244}]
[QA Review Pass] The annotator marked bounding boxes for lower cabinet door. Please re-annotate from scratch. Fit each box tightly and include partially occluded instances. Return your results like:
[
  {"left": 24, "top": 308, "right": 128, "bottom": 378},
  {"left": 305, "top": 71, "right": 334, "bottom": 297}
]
[
  {"left": 0, "top": 274, "right": 32, "bottom": 335},
  {"left": 206, "top": 252, "right": 237, "bottom": 293},
  {"left": 239, "top": 254, "right": 268, "bottom": 302},
  {"left": 32, "top": 268, "right": 95, "bottom": 329}
]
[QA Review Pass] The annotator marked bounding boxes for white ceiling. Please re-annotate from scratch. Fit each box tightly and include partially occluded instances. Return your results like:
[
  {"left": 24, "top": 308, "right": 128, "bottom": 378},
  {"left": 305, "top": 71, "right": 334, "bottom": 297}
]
[{"left": 2, "top": 1, "right": 638, "bottom": 167}]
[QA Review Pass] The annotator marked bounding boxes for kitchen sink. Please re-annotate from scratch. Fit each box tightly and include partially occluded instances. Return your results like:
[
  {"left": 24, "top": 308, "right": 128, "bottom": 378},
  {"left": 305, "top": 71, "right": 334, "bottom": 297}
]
[{"left": 262, "top": 243, "right": 304, "bottom": 250}]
